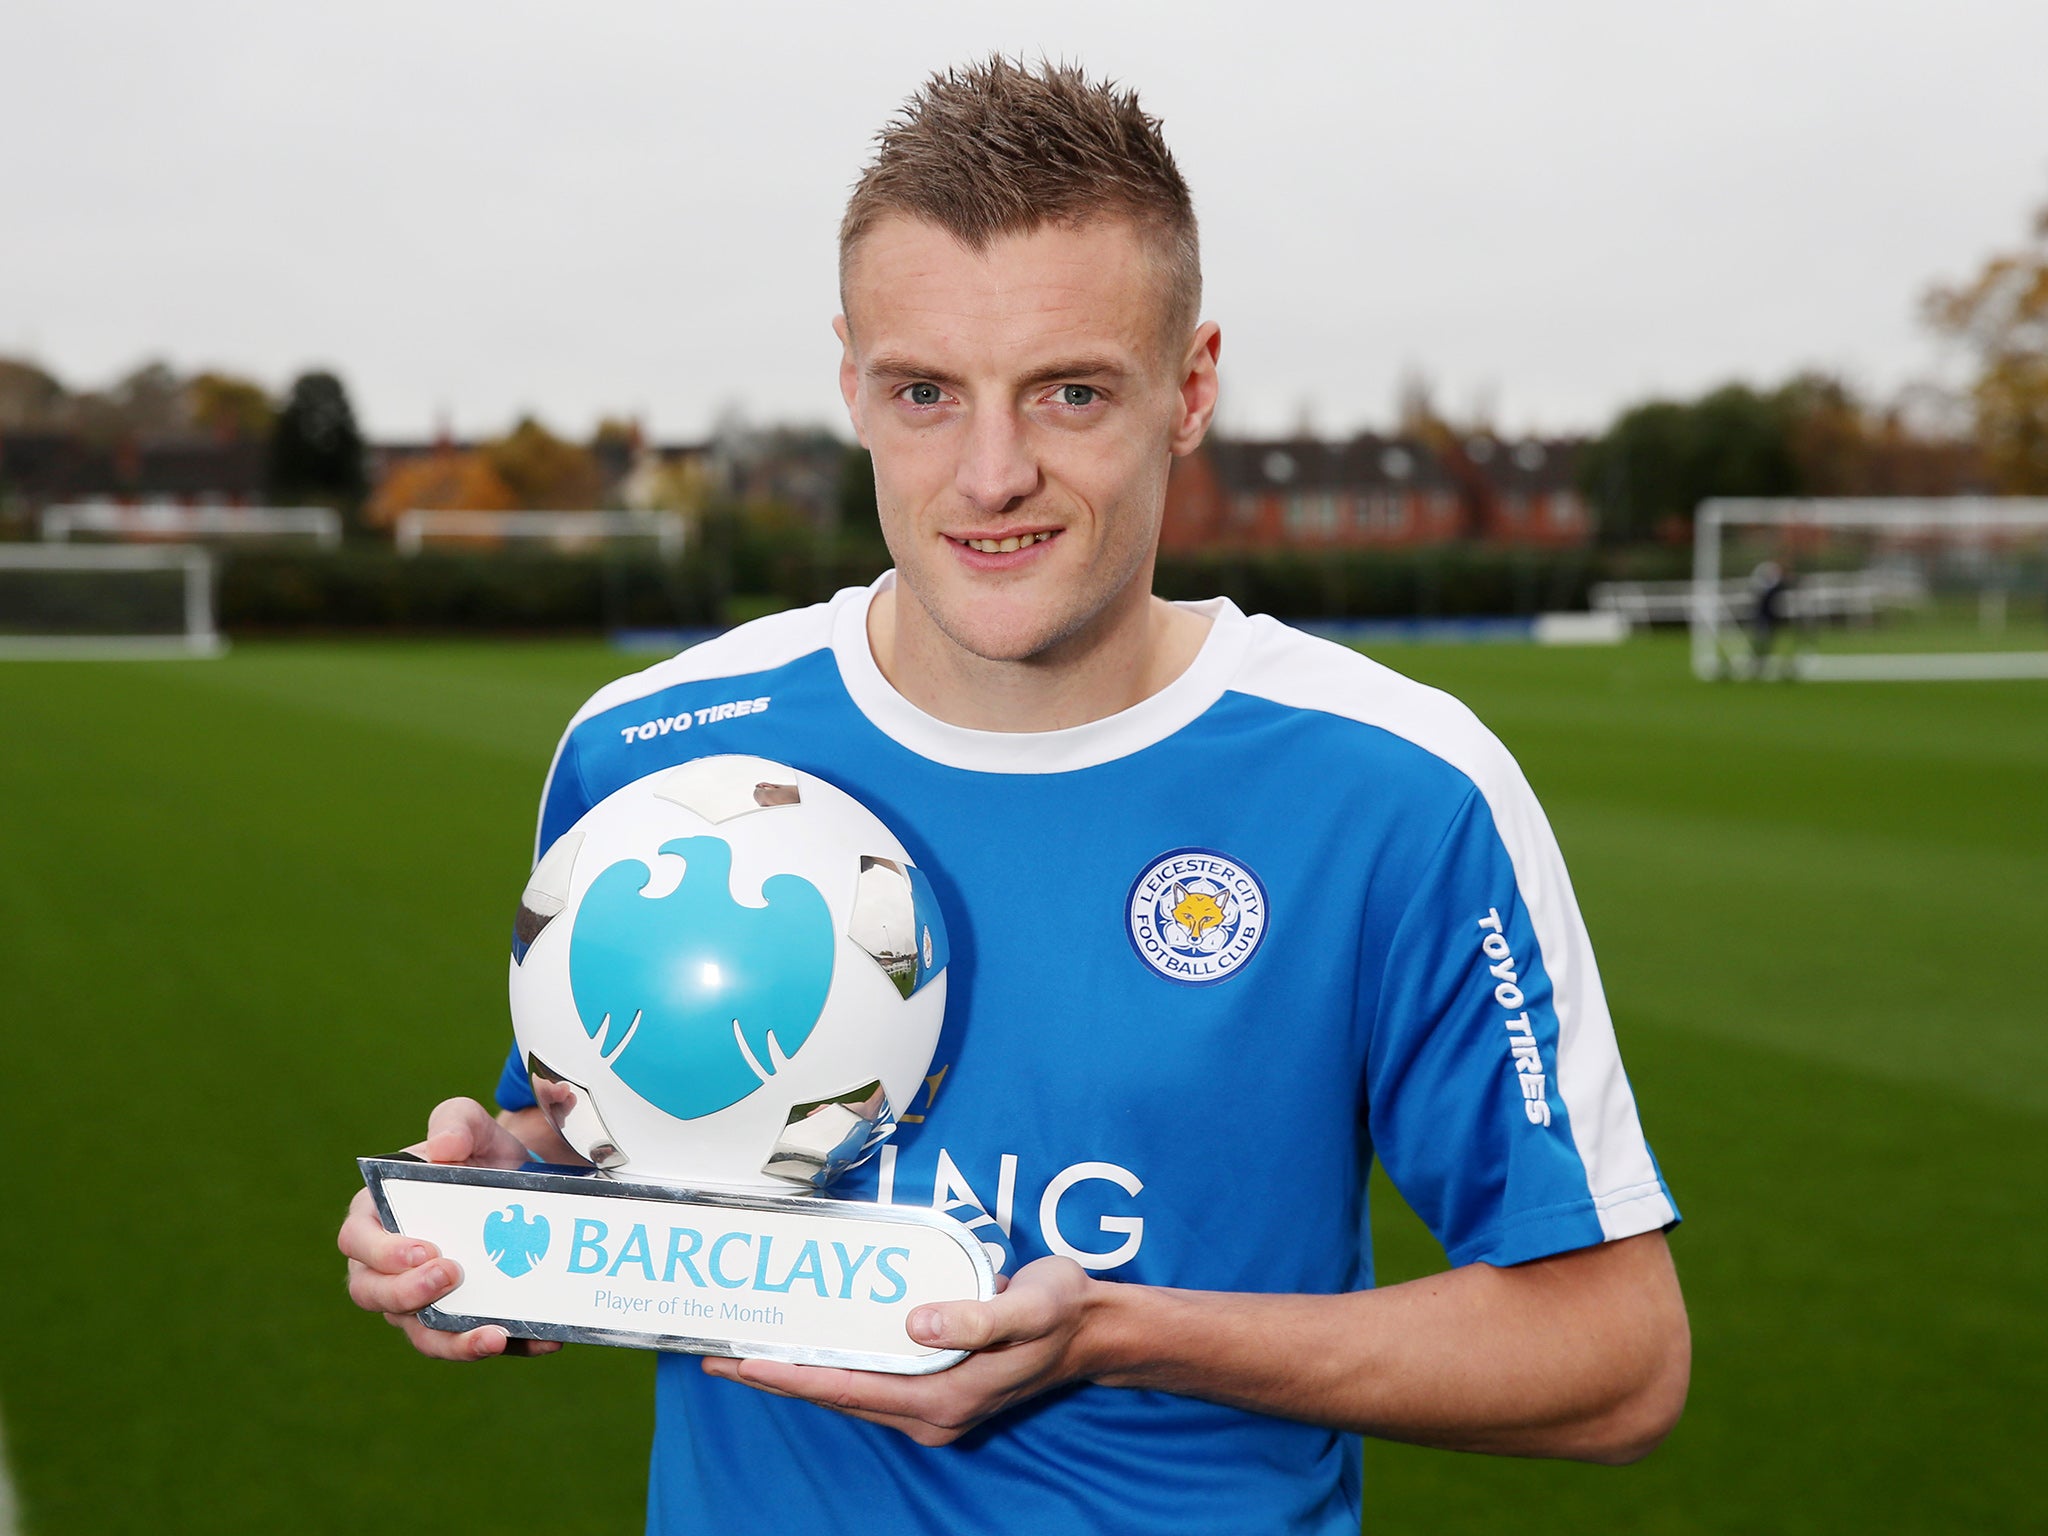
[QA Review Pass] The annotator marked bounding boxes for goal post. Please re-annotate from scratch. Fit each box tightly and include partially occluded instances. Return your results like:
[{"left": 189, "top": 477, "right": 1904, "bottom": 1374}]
[
  {"left": 393, "top": 509, "right": 685, "bottom": 559},
  {"left": 0, "top": 544, "right": 226, "bottom": 659},
  {"left": 1692, "top": 498, "right": 2048, "bottom": 682}
]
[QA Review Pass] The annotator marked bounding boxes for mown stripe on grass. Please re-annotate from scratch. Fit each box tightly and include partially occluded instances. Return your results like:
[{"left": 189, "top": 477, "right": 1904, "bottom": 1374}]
[
  {"left": 1559, "top": 799, "right": 2048, "bottom": 1114},
  {"left": 1366, "top": 1018, "right": 2048, "bottom": 1535},
  {"left": 0, "top": 1401, "right": 20, "bottom": 1536},
  {"left": 162, "top": 641, "right": 631, "bottom": 765}
]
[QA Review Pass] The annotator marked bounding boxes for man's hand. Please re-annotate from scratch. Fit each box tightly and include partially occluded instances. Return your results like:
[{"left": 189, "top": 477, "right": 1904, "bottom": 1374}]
[
  {"left": 337, "top": 1096, "right": 563, "bottom": 1361},
  {"left": 701, "top": 1256, "right": 1097, "bottom": 1445}
]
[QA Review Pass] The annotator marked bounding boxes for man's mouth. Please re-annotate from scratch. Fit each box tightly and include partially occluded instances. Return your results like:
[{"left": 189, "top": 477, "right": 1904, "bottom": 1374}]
[{"left": 947, "top": 530, "right": 1057, "bottom": 554}]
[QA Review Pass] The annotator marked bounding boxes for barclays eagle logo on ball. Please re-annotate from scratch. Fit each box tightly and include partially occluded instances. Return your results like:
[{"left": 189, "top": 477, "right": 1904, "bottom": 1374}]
[
  {"left": 571, "top": 835, "right": 836, "bottom": 1122},
  {"left": 507, "top": 755, "right": 950, "bottom": 1195},
  {"left": 483, "top": 1204, "right": 550, "bottom": 1278}
]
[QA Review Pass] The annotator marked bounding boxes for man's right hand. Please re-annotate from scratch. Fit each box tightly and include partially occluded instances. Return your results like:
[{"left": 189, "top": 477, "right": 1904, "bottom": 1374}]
[{"left": 338, "top": 1096, "right": 563, "bottom": 1361}]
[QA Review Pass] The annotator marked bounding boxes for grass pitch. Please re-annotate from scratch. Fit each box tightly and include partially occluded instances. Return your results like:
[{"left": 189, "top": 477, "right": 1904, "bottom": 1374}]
[{"left": 0, "top": 635, "right": 2041, "bottom": 1534}]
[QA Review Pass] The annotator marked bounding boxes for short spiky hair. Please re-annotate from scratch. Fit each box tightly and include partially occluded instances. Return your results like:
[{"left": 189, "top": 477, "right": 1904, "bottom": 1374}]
[{"left": 839, "top": 57, "right": 1201, "bottom": 341}]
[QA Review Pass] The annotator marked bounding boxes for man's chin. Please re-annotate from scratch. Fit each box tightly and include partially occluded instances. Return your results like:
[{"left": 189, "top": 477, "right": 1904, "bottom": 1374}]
[
  {"left": 920, "top": 593, "right": 1085, "bottom": 667},
  {"left": 936, "top": 615, "right": 1069, "bottom": 666}
]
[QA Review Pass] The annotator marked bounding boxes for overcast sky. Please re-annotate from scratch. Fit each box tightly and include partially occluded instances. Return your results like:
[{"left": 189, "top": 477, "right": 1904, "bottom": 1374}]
[{"left": 3, "top": 0, "right": 2044, "bottom": 443}]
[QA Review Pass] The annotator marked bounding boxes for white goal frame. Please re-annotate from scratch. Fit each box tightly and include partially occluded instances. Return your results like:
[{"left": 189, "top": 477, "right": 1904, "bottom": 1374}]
[
  {"left": 393, "top": 509, "right": 685, "bottom": 559},
  {"left": 1693, "top": 497, "right": 2048, "bottom": 682},
  {"left": 0, "top": 544, "right": 226, "bottom": 659},
  {"left": 42, "top": 500, "right": 342, "bottom": 548}
]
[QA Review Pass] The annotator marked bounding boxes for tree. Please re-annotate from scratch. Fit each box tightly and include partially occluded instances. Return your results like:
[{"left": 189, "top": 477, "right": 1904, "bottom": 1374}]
[
  {"left": 188, "top": 371, "right": 275, "bottom": 442},
  {"left": 485, "top": 416, "right": 603, "bottom": 510},
  {"left": 269, "top": 370, "right": 368, "bottom": 525},
  {"left": 0, "top": 357, "right": 67, "bottom": 429},
  {"left": 1579, "top": 383, "right": 1802, "bottom": 542},
  {"left": 1925, "top": 196, "right": 2048, "bottom": 493},
  {"left": 364, "top": 450, "right": 519, "bottom": 528}
]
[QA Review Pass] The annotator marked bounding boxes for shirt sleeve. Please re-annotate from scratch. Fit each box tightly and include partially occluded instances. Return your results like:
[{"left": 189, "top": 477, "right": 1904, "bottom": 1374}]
[
  {"left": 494, "top": 725, "right": 598, "bottom": 1115},
  {"left": 1366, "top": 781, "right": 1677, "bottom": 1269}
]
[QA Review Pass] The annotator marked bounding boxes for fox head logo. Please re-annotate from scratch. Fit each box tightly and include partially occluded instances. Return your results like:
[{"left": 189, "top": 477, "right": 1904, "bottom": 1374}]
[
  {"left": 1171, "top": 883, "right": 1229, "bottom": 943},
  {"left": 1128, "top": 849, "right": 1268, "bottom": 985}
]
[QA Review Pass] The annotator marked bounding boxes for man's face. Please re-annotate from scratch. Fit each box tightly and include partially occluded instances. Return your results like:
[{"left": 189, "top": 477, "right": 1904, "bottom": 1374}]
[{"left": 836, "top": 215, "right": 1217, "bottom": 665}]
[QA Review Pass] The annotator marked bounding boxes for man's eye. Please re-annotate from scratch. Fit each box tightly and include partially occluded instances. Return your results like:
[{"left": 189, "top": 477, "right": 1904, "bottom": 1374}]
[
  {"left": 905, "top": 383, "right": 944, "bottom": 406},
  {"left": 1058, "top": 385, "right": 1099, "bottom": 407}
]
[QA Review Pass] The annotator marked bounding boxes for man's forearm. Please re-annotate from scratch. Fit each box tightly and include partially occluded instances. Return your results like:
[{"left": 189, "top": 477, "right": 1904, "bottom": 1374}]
[{"left": 1079, "top": 1231, "right": 1689, "bottom": 1463}]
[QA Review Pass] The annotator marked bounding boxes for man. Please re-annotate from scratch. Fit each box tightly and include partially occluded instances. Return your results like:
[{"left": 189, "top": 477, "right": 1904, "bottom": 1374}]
[
  {"left": 340, "top": 57, "right": 1688, "bottom": 1534},
  {"left": 1748, "top": 560, "right": 1795, "bottom": 678}
]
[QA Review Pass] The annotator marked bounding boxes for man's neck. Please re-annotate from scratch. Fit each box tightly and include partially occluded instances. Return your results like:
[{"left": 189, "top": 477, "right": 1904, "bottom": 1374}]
[{"left": 866, "top": 580, "right": 1212, "bottom": 734}]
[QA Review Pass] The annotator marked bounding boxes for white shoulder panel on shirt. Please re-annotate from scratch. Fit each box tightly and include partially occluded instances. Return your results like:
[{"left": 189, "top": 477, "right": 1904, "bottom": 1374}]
[
  {"left": 1227, "top": 616, "right": 1674, "bottom": 1241},
  {"left": 565, "top": 596, "right": 847, "bottom": 734}
]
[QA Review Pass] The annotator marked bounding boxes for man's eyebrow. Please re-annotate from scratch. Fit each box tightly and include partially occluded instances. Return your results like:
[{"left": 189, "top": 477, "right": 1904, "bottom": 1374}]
[
  {"left": 864, "top": 354, "right": 965, "bottom": 387},
  {"left": 862, "top": 354, "right": 1134, "bottom": 388},
  {"left": 1015, "top": 356, "right": 1132, "bottom": 389}
]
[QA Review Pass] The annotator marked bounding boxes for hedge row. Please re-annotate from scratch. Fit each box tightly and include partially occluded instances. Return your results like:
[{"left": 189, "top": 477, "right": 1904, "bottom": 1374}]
[
  {"left": 214, "top": 542, "right": 1693, "bottom": 634},
  {"left": 1154, "top": 545, "right": 1690, "bottom": 619},
  {"left": 219, "top": 549, "right": 729, "bottom": 632}
]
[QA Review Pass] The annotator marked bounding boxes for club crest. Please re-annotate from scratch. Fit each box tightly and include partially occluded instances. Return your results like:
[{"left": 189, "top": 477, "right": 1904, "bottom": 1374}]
[{"left": 1125, "top": 847, "right": 1268, "bottom": 986}]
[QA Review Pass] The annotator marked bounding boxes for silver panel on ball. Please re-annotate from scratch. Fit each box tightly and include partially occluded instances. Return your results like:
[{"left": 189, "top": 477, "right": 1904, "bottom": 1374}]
[
  {"left": 849, "top": 855, "right": 922, "bottom": 998},
  {"left": 513, "top": 827, "right": 585, "bottom": 964},
  {"left": 761, "top": 1079, "right": 895, "bottom": 1187},
  {"left": 526, "top": 1052, "right": 630, "bottom": 1169}
]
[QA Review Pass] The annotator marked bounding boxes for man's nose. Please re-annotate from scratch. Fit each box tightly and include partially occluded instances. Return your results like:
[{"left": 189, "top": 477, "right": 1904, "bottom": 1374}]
[{"left": 953, "top": 406, "right": 1040, "bottom": 517}]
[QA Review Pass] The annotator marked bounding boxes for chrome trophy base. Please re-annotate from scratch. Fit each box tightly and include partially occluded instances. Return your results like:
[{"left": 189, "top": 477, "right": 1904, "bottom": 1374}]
[{"left": 360, "top": 1156, "right": 996, "bottom": 1374}]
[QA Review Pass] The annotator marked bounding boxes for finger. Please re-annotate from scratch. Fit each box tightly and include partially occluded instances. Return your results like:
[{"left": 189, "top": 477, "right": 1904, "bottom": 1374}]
[
  {"left": 422, "top": 1097, "right": 530, "bottom": 1169},
  {"left": 397, "top": 1318, "right": 516, "bottom": 1362},
  {"left": 701, "top": 1358, "right": 946, "bottom": 1436},
  {"left": 500, "top": 1336, "right": 563, "bottom": 1358},
  {"left": 704, "top": 1368, "right": 950, "bottom": 1449},
  {"left": 718, "top": 1357, "right": 1002, "bottom": 1447},
  {"left": 339, "top": 1193, "right": 440, "bottom": 1275},
  {"left": 391, "top": 1315, "right": 560, "bottom": 1361},
  {"left": 722, "top": 1358, "right": 955, "bottom": 1422},
  {"left": 348, "top": 1254, "right": 463, "bottom": 1316},
  {"left": 701, "top": 1356, "right": 796, "bottom": 1395}
]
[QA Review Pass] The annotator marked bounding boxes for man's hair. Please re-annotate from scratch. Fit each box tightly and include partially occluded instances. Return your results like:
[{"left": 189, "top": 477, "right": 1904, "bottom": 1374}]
[{"left": 839, "top": 56, "right": 1201, "bottom": 343}]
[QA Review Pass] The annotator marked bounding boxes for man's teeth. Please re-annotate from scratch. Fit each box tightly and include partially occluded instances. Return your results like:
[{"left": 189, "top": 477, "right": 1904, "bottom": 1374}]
[{"left": 962, "top": 532, "right": 1054, "bottom": 553}]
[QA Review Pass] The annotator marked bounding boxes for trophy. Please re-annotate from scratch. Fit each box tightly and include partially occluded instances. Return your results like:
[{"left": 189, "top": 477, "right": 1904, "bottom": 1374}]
[{"left": 360, "top": 755, "right": 993, "bottom": 1374}]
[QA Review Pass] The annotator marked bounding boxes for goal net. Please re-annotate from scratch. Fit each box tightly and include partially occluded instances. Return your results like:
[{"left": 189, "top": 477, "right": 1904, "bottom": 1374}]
[
  {"left": 1692, "top": 498, "right": 2048, "bottom": 681},
  {"left": 393, "top": 509, "right": 685, "bottom": 559},
  {"left": 0, "top": 545, "right": 226, "bottom": 658}
]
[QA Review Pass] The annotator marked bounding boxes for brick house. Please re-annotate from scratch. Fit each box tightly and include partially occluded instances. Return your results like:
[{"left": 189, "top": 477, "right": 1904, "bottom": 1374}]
[
  {"left": 1162, "top": 432, "right": 1593, "bottom": 552},
  {"left": 0, "top": 430, "right": 265, "bottom": 525},
  {"left": 1459, "top": 435, "right": 1592, "bottom": 547}
]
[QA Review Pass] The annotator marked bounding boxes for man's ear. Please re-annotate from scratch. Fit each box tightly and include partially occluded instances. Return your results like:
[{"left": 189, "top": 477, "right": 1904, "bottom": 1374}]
[
  {"left": 833, "top": 315, "right": 867, "bottom": 448},
  {"left": 1169, "top": 321, "right": 1223, "bottom": 457}
]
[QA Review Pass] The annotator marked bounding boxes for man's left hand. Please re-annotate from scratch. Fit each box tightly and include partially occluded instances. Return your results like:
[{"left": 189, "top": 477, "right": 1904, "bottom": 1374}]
[{"left": 700, "top": 1255, "right": 1097, "bottom": 1445}]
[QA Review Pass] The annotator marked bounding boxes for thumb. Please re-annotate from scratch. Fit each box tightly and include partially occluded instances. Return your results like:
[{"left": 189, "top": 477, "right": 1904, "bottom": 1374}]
[
  {"left": 907, "top": 1299, "right": 1003, "bottom": 1351},
  {"left": 423, "top": 1097, "right": 528, "bottom": 1169}
]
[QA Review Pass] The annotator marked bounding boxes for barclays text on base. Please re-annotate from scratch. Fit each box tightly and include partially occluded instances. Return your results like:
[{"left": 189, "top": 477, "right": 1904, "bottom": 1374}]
[{"left": 566, "top": 1218, "right": 914, "bottom": 1304}]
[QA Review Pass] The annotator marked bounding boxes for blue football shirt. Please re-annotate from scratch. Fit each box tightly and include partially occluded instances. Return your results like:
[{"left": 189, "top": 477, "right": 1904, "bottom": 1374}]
[{"left": 495, "top": 576, "right": 1678, "bottom": 1535}]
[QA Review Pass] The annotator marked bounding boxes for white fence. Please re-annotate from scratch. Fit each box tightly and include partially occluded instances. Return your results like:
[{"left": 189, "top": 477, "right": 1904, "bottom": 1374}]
[
  {"left": 42, "top": 500, "right": 342, "bottom": 548},
  {"left": 393, "top": 509, "right": 685, "bottom": 559},
  {"left": 1591, "top": 569, "right": 1926, "bottom": 628}
]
